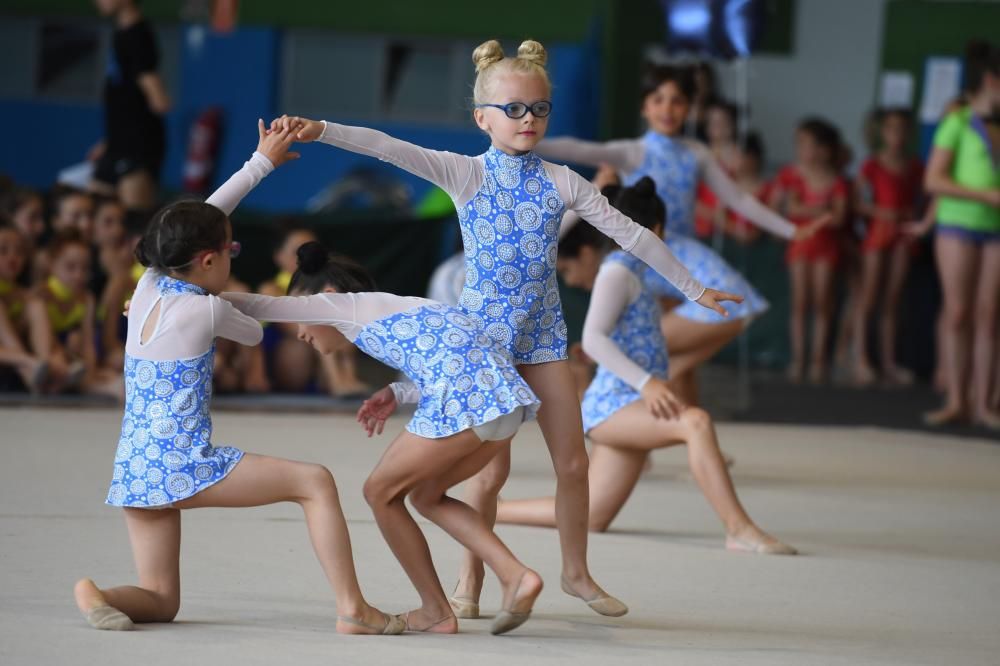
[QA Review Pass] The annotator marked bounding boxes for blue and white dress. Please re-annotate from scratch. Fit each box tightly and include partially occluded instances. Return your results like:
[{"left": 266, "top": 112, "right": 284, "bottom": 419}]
[
  {"left": 107, "top": 275, "right": 264, "bottom": 508},
  {"left": 104, "top": 151, "right": 273, "bottom": 508},
  {"left": 539, "top": 132, "right": 800, "bottom": 323},
  {"left": 220, "top": 292, "right": 540, "bottom": 440},
  {"left": 313, "top": 122, "right": 707, "bottom": 363},
  {"left": 580, "top": 252, "right": 669, "bottom": 433}
]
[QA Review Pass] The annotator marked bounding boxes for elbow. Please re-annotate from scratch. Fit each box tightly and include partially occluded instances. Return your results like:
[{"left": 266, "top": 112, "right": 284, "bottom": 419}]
[
  {"left": 580, "top": 331, "right": 598, "bottom": 358},
  {"left": 924, "top": 173, "right": 946, "bottom": 196}
]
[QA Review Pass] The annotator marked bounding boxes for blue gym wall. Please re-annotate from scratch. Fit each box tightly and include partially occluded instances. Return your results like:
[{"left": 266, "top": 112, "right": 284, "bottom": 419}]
[{"left": 0, "top": 24, "right": 600, "bottom": 212}]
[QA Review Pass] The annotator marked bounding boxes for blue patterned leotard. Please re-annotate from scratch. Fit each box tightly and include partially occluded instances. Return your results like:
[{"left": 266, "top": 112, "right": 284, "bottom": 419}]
[
  {"left": 106, "top": 276, "right": 244, "bottom": 508},
  {"left": 581, "top": 252, "right": 669, "bottom": 433}
]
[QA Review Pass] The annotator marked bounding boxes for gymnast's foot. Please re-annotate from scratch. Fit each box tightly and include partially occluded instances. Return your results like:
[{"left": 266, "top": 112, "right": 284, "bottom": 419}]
[
  {"left": 74, "top": 578, "right": 134, "bottom": 631},
  {"left": 726, "top": 525, "right": 797, "bottom": 555}
]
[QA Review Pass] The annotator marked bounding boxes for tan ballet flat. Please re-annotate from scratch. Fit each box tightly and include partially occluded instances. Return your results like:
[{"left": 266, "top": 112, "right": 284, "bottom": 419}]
[
  {"left": 448, "top": 595, "right": 480, "bottom": 620},
  {"left": 337, "top": 611, "right": 406, "bottom": 635},
  {"left": 85, "top": 605, "right": 134, "bottom": 631},
  {"left": 560, "top": 577, "right": 628, "bottom": 617}
]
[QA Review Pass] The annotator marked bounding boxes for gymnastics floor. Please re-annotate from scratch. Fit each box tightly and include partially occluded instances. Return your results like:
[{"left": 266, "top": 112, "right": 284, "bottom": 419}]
[{"left": 2, "top": 407, "right": 998, "bottom": 665}]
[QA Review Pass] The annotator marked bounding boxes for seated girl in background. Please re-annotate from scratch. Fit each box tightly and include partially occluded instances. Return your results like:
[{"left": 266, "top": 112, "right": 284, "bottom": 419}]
[
  {"left": 26, "top": 230, "right": 121, "bottom": 397},
  {"left": 0, "top": 220, "right": 49, "bottom": 392},
  {"left": 496, "top": 178, "right": 795, "bottom": 554}
]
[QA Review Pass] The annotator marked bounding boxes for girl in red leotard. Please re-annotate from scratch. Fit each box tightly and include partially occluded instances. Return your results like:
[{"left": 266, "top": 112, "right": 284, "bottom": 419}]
[{"left": 770, "top": 118, "right": 848, "bottom": 383}]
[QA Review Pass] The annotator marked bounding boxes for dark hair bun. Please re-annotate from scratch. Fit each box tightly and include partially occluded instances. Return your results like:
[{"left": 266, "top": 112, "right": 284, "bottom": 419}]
[
  {"left": 600, "top": 183, "right": 622, "bottom": 201},
  {"left": 632, "top": 176, "right": 657, "bottom": 198},
  {"left": 296, "top": 241, "right": 329, "bottom": 274}
]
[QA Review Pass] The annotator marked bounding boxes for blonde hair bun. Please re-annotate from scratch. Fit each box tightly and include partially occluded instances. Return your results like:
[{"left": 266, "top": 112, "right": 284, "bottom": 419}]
[
  {"left": 516, "top": 40, "right": 547, "bottom": 67},
  {"left": 473, "top": 40, "right": 505, "bottom": 73}
]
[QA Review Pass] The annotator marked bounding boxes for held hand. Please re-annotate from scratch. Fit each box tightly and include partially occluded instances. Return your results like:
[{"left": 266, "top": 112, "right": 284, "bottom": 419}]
[
  {"left": 355, "top": 385, "right": 398, "bottom": 438},
  {"left": 695, "top": 288, "right": 743, "bottom": 317},
  {"left": 640, "top": 377, "right": 685, "bottom": 420},
  {"left": 269, "top": 115, "right": 324, "bottom": 142},
  {"left": 792, "top": 213, "right": 834, "bottom": 241},
  {"left": 256, "top": 119, "right": 302, "bottom": 167}
]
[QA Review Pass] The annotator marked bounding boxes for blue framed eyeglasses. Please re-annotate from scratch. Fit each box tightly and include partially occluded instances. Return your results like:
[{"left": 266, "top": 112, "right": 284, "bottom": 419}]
[{"left": 476, "top": 100, "right": 553, "bottom": 119}]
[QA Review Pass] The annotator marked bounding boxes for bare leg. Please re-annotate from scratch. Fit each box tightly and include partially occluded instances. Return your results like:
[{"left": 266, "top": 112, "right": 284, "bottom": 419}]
[
  {"left": 851, "top": 252, "right": 882, "bottom": 385},
  {"left": 408, "top": 439, "right": 541, "bottom": 631},
  {"left": 809, "top": 261, "right": 836, "bottom": 383},
  {"left": 363, "top": 429, "right": 539, "bottom": 633},
  {"left": 971, "top": 242, "right": 1000, "bottom": 427},
  {"left": 500, "top": 401, "right": 792, "bottom": 551},
  {"left": 880, "top": 244, "right": 914, "bottom": 383},
  {"left": 272, "top": 336, "right": 315, "bottom": 391},
  {"left": 662, "top": 315, "right": 745, "bottom": 383},
  {"left": 0, "top": 308, "right": 45, "bottom": 390},
  {"left": 117, "top": 170, "right": 157, "bottom": 210},
  {"left": 926, "top": 234, "right": 979, "bottom": 424},
  {"left": 76, "top": 454, "right": 390, "bottom": 634},
  {"left": 787, "top": 261, "right": 809, "bottom": 382},
  {"left": 451, "top": 446, "right": 511, "bottom": 609},
  {"left": 517, "top": 360, "right": 624, "bottom": 613}
]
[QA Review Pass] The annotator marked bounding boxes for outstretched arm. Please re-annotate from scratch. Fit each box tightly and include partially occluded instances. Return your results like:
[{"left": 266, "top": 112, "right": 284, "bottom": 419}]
[
  {"left": 206, "top": 120, "right": 300, "bottom": 215},
  {"left": 536, "top": 137, "right": 643, "bottom": 172},
  {"left": 272, "top": 115, "right": 480, "bottom": 205},
  {"left": 561, "top": 168, "right": 740, "bottom": 315}
]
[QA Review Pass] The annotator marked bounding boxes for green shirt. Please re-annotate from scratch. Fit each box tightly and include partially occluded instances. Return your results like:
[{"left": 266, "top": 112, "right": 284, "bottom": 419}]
[{"left": 933, "top": 108, "right": 1000, "bottom": 232}]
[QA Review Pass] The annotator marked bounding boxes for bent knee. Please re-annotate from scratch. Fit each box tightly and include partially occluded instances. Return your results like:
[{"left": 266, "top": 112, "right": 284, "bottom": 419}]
[
  {"left": 553, "top": 452, "right": 590, "bottom": 484},
  {"left": 681, "top": 406, "right": 712, "bottom": 434},
  {"left": 588, "top": 517, "right": 613, "bottom": 534},
  {"left": 408, "top": 485, "right": 442, "bottom": 517}
]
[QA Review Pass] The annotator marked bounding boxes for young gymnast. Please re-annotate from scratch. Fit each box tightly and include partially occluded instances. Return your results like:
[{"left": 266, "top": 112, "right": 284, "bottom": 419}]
[
  {"left": 221, "top": 241, "right": 546, "bottom": 635},
  {"left": 26, "top": 230, "right": 120, "bottom": 396},
  {"left": 73, "top": 120, "right": 407, "bottom": 636},
  {"left": 270, "top": 39, "right": 739, "bottom": 618},
  {"left": 536, "top": 64, "right": 828, "bottom": 405},
  {"left": 849, "top": 109, "right": 924, "bottom": 386},
  {"left": 769, "top": 118, "right": 849, "bottom": 384},
  {"left": 494, "top": 178, "right": 795, "bottom": 553}
]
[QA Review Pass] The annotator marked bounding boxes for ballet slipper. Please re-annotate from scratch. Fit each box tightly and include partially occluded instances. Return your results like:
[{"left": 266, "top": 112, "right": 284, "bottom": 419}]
[
  {"left": 448, "top": 590, "right": 480, "bottom": 620},
  {"left": 726, "top": 534, "right": 798, "bottom": 556},
  {"left": 560, "top": 576, "right": 628, "bottom": 617},
  {"left": 85, "top": 605, "right": 134, "bottom": 631},
  {"left": 491, "top": 570, "right": 542, "bottom": 636},
  {"left": 402, "top": 611, "right": 456, "bottom": 633},
  {"left": 337, "top": 611, "right": 405, "bottom": 635}
]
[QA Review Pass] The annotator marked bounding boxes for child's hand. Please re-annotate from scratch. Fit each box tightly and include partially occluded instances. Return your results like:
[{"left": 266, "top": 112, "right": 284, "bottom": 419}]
[
  {"left": 256, "top": 119, "right": 301, "bottom": 167},
  {"left": 640, "top": 377, "right": 685, "bottom": 420},
  {"left": 270, "top": 115, "right": 324, "bottom": 142},
  {"left": 356, "top": 385, "right": 398, "bottom": 437},
  {"left": 695, "top": 288, "right": 743, "bottom": 317},
  {"left": 792, "top": 213, "right": 833, "bottom": 241},
  {"left": 122, "top": 299, "right": 131, "bottom": 318}
]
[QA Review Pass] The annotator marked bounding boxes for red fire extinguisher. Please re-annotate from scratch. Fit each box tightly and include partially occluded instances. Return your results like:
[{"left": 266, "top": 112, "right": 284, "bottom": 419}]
[{"left": 183, "top": 107, "right": 223, "bottom": 194}]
